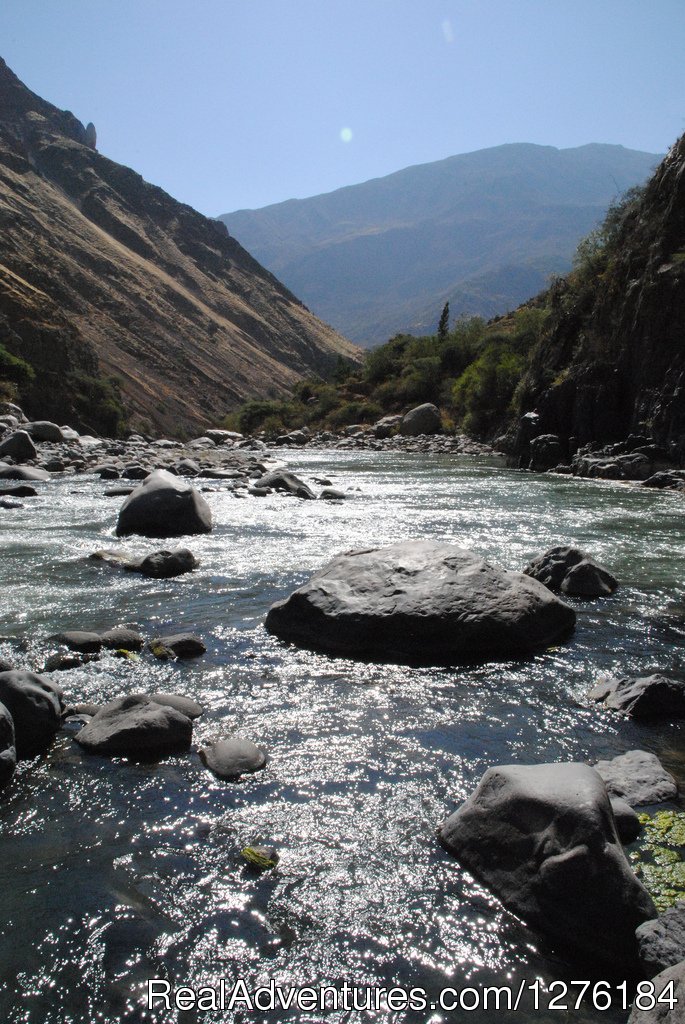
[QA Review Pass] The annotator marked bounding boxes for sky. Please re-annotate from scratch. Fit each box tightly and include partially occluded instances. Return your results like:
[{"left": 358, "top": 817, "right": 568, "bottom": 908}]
[{"left": 1, "top": 0, "right": 684, "bottom": 216}]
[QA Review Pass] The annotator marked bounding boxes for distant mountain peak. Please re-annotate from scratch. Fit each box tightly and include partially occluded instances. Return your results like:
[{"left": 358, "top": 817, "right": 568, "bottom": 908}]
[{"left": 220, "top": 143, "right": 661, "bottom": 346}]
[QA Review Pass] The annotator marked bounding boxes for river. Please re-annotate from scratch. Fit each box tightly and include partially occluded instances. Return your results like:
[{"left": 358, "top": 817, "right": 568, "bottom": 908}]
[{"left": 1, "top": 450, "right": 683, "bottom": 1023}]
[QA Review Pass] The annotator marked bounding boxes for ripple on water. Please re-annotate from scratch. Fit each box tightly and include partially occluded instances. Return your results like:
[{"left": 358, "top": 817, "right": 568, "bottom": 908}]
[{"left": 0, "top": 451, "right": 683, "bottom": 1022}]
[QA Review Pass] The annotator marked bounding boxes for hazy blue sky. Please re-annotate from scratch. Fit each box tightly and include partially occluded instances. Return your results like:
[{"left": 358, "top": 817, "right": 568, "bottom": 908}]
[{"left": 1, "top": 1, "right": 683, "bottom": 215}]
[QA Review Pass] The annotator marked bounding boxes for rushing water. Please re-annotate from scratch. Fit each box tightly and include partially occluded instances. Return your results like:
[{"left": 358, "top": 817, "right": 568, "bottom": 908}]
[{"left": 0, "top": 450, "right": 683, "bottom": 1024}]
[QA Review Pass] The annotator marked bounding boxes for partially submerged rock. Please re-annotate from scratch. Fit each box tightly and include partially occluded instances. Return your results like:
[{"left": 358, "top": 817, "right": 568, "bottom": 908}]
[
  {"left": 266, "top": 539, "right": 576, "bottom": 664},
  {"left": 0, "top": 670, "right": 63, "bottom": 757},
  {"left": 257, "top": 470, "right": 316, "bottom": 499},
  {"left": 439, "top": 762, "right": 656, "bottom": 970},
  {"left": 90, "top": 547, "right": 198, "bottom": 578},
  {"left": 148, "top": 633, "right": 206, "bottom": 659},
  {"left": 74, "top": 695, "right": 193, "bottom": 758},
  {"left": 636, "top": 903, "right": 685, "bottom": 978},
  {"left": 590, "top": 674, "right": 685, "bottom": 720},
  {"left": 199, "top": 737, "right": 267, "bottom": 780},
  {"left": 51, "top": 626, "right": 144, "bottom": 653},
  {"left": 594, "top": 750, "right": 678, "bottom": 807},
  {"left": 611, "top": 796, "right": 643, "bottom": 843},
  {"left": 0, "top": 465, "right": 50, "bottom": 481},
  {"left": 116, "top": 469, "right": 212, "bottom": 538},
  {"left": 524, "top": 545, "right": 618, "bottom": 597}
]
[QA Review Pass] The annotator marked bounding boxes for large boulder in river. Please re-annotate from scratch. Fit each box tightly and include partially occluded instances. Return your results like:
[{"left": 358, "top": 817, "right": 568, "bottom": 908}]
[
  {"left": 25, "top": 420, "right": 64, "bottom": 442},
  {"left": 528, "top": 433, "right": 563, "bottom": 471},
  {"left": 0, "top": 464, "right": 50, "bottom": 481},
  {"left": 0, "top": 430, "right": 37, "bottom": 461},
  {"left": 116, "top": 469, "right": 212, "bottom": 537},
  {"left": 400, "top": 403, "right": 441, "bottom": 436},
  {"left": 0, "top": 701, "right": 16, "bottom": 788},
  {"left": 0, "top": 670, "right": 63, "bottom": 757},
  {"left": 74, "top": 695, "right": 193, "bottom": 758},
  {"left": 439, "top": 762, "right": 656, "bottom": 970},
  {"left": 265, "top": 540, "right": 575, "bottom": 664}
]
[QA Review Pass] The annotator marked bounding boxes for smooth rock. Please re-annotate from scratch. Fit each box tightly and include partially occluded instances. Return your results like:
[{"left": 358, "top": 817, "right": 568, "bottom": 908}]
[
  {"left": 400, "top": 403, "right": 442, "bottom": 436},
  {"left": 0, "top": 430, "right": 37, "bottom": 461},
  {"left": 529, "top": 434, "right": 562, "bottom": 471},
  {"left": 199, "top": 737, "right": 267, "bottom": 780},
  {"left": 0, "top": 670, "right": 63, "bottom": 757},
  {"left": 0, "top": 465, "right": 50, "bottom": 481},
  {"left": 257, "top": 470, "right": 316, "bottom": 500},
  {"left": 266, "top": 539, "right": 576, "bottom": 664},
  {"left": 319, "top": 487, "right": 346, "bottom": 500},
  {"left": 0, "top": 484, "right": 37, "bottom": 497},
  {"left": 561, "top": 559, "right": 619, "bottom": 597},
  {"left": 149, "top": 633, "right": 206, "bottom": 659},
  {"left": 116, "top": 469, "right": 212, "bottom": 538},
  {"left": 98, "top": 627, "right": 144, "bottom": 651},
  {"left": 439, "top": 762, "right": 656, "bottom": 970},
  {"left": 25, "top": 421, "right": 64, "bottom": 442},
  {"left": 594, "top": 750, "right": 678, "bottom": 806},
  {"left": 74, "top": 695, "right": 192, "bottom": 758},
  {"left": 51, "top": 630, "right": 103, "bottom": 653},
  {"left": 637, "top": 904, "right": 685, "bottom": 978},
  {"left": 147, "top": 693, "right": 204, "bottom": 720},
  {"left": 0, "top": 700, "right": 16, "bottom": 788}
]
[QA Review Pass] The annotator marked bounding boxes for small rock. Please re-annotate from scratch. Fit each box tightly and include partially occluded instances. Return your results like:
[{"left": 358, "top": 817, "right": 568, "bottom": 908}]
[
  {"left": 594, "top": 750, "right": 678, "bottom": 807},
  {"left": 199, "top": 737, "right": 267, "bottom": 779},
  {"left": 610, "top": 796, "right": 642, "bottom": 843},
  {"left": 636, "top": 903, "right": 685, "bottom": 977},
  {"left": 149, "top": 633, "right": 206, "bottom": 659},
  {"left": 240, "top": 846, "right": 279, "bottom": 870},
  {"left": 589, "top": 674, "right": 685, "bottom": 719}
]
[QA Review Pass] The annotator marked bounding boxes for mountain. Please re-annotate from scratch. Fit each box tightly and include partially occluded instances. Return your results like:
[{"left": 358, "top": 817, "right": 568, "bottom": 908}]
[
  {"left": 220, "top": 143, "right": 661, "bottom": 347},
  {"left": 0, "top": 58, "right": 358, "bottom": 436}
]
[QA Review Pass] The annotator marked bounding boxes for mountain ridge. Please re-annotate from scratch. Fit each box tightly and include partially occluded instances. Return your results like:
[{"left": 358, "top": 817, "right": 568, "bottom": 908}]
[
  {"left": 220, "top": 142, "right": 661, "bottom": 346},
  {"left": 0, "top": 57, "right": 358, "bottom": 435}
]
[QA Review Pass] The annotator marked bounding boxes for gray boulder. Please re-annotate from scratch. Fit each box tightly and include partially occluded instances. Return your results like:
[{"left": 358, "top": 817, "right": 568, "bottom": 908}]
[
  {"left": 524, "top": 545, "right": 618, "bottom": 596},
  {"left": 439, "top": 762, "right": 656, "bottom": 970},
  {"left": 589, "top": 675, "right": 685, "bottom": 720},
  {"left": 266, "top": 540, "right": 575, "bottom": 664},
  {"left": 116, "top": 469, "right": 212, "bottom": 537},
  {"left": 594, "top": 750, "right": 678, "bottom": 807},
  {"left": 637, "top": 904, "right": 685, "bottom": 978},
  {"left": 0, "top": 465, "right": 50, "bottom": 481},
  {"left": 374, "top": 414, "right": 402, "bottom": 439},
  {"left": 628, "top": 960, "right": 685, "bottom": 1022},
  {"left": 0, "top": 701, "right": 16, "bottom": 788},
  {"left": 74, "top": 695, "right": 193, "bottom": 758},
  {"left": 0, "top": 670, "right": 63, "bottom": 757},
  {"left": 529, "top": 434, "right": 562, "bottom": 471},
  {"left": 319, "top": 487, "right": 346, "bottom": 500},
  {"left": 148, "top": 633, "right": 206, "bottom": 659},
  {"left": 90, "top": 547, "right": 198, "bottom": 578},
  {"left": 400, "top": 403, "right": 441, "bottom": 436},
  {"left": 199, "top": 737, "right": 267, "bottom": 780},
  {"left": 0, "top": 430, "right": 37, "bottom": 461},
  {"left": 51, "top": 627, "right": 143, "bottom": 653},
  {"left": 257, "top": 470, "right": 316, "bottom": 499},
  {"left": 25, "top": 421, "right": 64, "bottom": 442}
]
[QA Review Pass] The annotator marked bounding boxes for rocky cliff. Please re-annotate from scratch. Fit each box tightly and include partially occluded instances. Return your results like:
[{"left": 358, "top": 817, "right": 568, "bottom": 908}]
[
  {"left": 516, "top": 134, "right": 685, "bottom": 458},
  {"left": 0, "top": 57, "right": 358, "bottom": 435}
]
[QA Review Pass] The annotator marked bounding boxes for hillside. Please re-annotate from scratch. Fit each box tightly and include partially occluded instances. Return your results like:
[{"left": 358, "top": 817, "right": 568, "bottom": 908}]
[
  {"left": 0, "top": 57, "right": 358, "bottom": 436},
  {"left": 226, "top": 133, "right": 684, "bottom": 468},
  {"left": 514, "top": 133, "right": 685, "bottom": 455},
  {"left": 220, "top": 143, "right": 660, "bottom": 347}
]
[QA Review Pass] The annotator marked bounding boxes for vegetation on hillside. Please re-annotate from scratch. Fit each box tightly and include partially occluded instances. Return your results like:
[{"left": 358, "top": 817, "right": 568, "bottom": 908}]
[{"left": 224, "top": 179, "right": 653, "bottom": 444}]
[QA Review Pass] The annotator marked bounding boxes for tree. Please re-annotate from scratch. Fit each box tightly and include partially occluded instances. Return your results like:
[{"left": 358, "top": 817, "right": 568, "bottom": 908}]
[{"left": 438, "top": 301, "right": 450, "bottom": 343}]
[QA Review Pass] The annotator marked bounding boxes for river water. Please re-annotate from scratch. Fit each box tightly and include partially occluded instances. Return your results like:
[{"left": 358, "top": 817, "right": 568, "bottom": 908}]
[{"left": 0, "top": 450, "right": 683, "bottom": 1023}]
